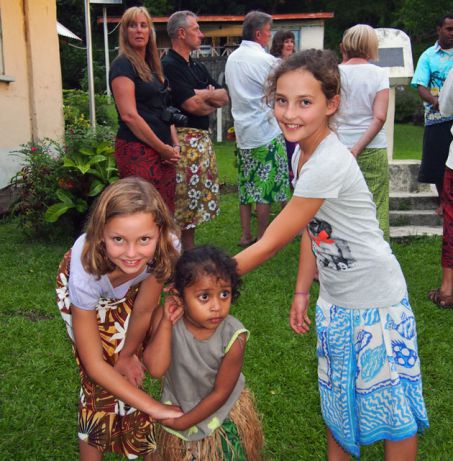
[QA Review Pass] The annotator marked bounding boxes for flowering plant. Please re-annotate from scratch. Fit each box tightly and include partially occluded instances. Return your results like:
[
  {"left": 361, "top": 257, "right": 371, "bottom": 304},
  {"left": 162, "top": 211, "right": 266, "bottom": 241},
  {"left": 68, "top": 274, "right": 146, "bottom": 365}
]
[
  {"left": 44, "top": 130, "right": 118, "bottom": 223},
  {"left": 10, "top": 139, "right": 64, "bottom": 236}
]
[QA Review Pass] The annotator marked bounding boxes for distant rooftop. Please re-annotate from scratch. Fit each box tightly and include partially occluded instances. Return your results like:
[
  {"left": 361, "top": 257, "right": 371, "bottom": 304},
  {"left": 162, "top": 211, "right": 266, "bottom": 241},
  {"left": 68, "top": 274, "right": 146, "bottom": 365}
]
[{"left": 97, "top": 12, "right": 334, "bottom": 25}]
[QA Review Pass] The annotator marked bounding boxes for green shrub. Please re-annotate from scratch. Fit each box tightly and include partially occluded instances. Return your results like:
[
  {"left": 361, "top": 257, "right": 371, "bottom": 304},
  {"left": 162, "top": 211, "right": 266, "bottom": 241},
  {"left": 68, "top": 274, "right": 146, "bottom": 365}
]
[
  {"left": 63, "top": 89, "right": 118, "bottom": 130},
  {"left": 9, "top": 140, "right": 65, "bottom": 237},
  {"left": 9, "top": 126, "right": 118, "bottom": 238},
  {"left": 395, "top": 85, "right": 424, "bottom": 125}
]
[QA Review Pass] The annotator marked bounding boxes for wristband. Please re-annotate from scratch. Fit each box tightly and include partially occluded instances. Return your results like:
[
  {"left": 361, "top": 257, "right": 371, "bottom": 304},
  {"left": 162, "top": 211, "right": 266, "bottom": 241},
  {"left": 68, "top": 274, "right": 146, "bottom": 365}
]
[{"left": 294, "top": 291, "right": 309, "bottom": 296}]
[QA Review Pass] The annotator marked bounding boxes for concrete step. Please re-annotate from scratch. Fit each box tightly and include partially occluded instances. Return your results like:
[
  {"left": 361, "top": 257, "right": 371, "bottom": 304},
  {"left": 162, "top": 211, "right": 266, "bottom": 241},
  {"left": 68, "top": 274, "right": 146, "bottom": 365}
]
[
  {"left": 390, "top": 225, "right": 443, "bottom": 239},
  {"left": 390, "top": 209, "right": 442, "bottom": 227},
  {"left": 389, "top": 192, "right": 438, "bottom": 211},
  {"left": 389, "top": 160, "right": 432, "bottom": 193}
]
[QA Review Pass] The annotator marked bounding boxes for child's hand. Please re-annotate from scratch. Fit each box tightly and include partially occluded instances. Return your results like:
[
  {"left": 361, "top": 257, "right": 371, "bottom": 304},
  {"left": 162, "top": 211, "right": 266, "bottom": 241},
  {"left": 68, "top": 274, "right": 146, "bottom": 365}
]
[
  {"left": 159, "top": 414, "right": 190, "bottom": 431},
  {"left": 163, "top": 290, "right": 184, "bottom": 325},
  {"left": 114, "top": 353, "right": 145, "bottom": 387},
  {"left": 152, "top": 404, "right": 184, "bottom": 421},
  {"left": 289, "top": 293, "right": 311, "bottom": 334}
]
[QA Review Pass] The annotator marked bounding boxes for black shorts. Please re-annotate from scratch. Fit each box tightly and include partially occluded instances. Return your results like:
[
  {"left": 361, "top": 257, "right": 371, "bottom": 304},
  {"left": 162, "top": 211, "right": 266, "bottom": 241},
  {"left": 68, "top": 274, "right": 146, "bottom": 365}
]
[{"left": 418, "top": 120, "right": 453, "bottom": 185}]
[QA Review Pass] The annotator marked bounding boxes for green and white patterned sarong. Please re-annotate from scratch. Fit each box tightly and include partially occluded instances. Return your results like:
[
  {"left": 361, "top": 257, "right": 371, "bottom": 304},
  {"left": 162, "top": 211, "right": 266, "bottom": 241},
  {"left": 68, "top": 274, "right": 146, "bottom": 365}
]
[
  {"left": 237, "top": 134, "right": 291, "bottom": 205},
  {"left": 357, "top": 147, "right": 390, "bottom": 241}
]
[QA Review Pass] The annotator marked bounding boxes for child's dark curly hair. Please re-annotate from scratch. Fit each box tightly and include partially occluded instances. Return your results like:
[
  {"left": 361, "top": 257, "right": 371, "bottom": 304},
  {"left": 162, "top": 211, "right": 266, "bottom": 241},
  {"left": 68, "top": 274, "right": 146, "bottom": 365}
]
[{"left": 174, "top": 246, "right": 242, "bottom": 302}]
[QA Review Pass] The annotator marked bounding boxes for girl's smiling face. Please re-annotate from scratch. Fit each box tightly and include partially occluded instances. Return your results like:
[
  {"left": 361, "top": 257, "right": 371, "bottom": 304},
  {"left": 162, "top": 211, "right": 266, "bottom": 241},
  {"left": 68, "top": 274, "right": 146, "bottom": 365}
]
[
  {"left": 273, "top": 69, "right": 339, "bottom": 147},
  {"left": 103, "top": 212, "right": 159, "bottom": 276}
]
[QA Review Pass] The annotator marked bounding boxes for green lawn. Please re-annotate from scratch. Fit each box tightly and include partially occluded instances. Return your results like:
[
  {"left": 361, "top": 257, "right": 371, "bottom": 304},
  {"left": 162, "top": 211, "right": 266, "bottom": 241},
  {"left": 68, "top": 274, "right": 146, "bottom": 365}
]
[
  {"left": 393, "top": 124, "right": 424, "bottom": 160},
  {"left": 214, "top": 123, "right": 424, "bottom": 178},
  {"left": 0, "top": 191, "right": 451, "bottom": 459}
]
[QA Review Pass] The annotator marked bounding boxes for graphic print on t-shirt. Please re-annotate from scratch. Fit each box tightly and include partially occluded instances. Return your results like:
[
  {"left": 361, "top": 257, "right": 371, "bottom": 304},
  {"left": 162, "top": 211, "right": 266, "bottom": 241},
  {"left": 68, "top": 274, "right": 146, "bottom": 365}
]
[{"left": 308, "top": 218, "right": 356, "bottom": 271}]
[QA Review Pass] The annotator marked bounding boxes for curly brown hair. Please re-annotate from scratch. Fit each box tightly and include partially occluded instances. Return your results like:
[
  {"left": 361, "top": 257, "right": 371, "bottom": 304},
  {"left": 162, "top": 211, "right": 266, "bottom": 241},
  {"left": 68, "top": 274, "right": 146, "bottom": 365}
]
[{"left": 81, "top": 177, "right": 179, "bottom": 283}]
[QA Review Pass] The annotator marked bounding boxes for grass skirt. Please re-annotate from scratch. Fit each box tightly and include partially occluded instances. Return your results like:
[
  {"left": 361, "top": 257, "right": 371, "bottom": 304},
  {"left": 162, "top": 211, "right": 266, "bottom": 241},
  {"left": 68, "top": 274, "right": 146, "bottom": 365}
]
[
  {"left": 157, "top": 388, "right": 264, "bottom": 460},
  {"left": 316, "top": 295, "right": 429, "bottom": 459}
]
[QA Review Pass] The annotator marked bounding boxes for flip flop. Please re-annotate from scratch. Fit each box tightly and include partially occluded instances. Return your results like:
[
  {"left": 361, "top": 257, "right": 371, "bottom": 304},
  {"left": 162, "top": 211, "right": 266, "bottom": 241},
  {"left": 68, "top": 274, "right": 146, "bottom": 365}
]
[
  {"left": 428, "top": 288, "right": 453, "bottom": 309},
  {"left": 238, "top": 238, "right": 257, "bottom": 248}
]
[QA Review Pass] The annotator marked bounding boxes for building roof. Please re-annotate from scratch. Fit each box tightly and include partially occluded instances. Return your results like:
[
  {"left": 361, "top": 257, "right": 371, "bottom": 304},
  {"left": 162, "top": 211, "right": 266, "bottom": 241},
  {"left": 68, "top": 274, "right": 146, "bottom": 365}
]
[
  {"left": 57, "top": 21, "right": 82, "bottom": 41},
  {"left": 98, "top": 12, "right": 334, "bottom": 25}
]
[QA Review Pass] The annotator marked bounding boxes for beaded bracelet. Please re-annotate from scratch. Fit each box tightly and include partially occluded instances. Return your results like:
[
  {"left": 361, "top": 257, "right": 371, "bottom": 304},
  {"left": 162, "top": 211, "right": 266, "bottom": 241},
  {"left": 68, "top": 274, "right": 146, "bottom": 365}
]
[{"left": 294, "top": 291, "right": 309, "bottom": 296}]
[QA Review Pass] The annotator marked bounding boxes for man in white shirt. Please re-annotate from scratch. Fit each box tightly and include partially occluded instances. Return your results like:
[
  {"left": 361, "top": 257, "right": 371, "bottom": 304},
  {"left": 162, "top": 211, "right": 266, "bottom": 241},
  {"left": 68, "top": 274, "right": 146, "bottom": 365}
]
[{"left": 225, "top": 11, "right": 290, "bottom": 246}]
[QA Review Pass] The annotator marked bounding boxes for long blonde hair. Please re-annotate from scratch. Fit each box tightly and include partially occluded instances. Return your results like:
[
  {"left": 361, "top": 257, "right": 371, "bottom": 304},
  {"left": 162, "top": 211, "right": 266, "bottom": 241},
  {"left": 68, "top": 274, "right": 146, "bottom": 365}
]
[
  {"left": 118, "top": 6, "right": 164, "bottom": 83},
  {"left": 82, "top": 177, "right": 179, "bottom": 283}
]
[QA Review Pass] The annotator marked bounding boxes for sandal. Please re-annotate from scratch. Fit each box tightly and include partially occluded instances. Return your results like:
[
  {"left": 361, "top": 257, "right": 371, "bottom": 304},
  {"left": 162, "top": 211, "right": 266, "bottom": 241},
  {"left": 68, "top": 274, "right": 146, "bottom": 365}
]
[
  {"left": 238, "top": 238, "right": 257, "bottom": 248},
  {"left": 428, "top": 288, "right": 453, "bottom": 309}
]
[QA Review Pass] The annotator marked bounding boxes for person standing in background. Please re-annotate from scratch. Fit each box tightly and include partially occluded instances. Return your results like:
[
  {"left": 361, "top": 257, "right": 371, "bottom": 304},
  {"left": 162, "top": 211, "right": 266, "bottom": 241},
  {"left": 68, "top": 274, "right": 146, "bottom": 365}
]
[
  {"left": 429, "top": 68, "right": 453, "bottom": 308},
  {"left": 335, "top": 24, "right": 390, "bottom": 240},
  {"left": 270, "top": 29, "right": 297, "bottom": 183},
  {"left": 270, "top": 29, "right": 296, "bottom": 60},
  {"left": 411, "top": 13, "right": 453, "bottom": 212},
  {"left": 162, "top": 11, "right": 229, "bottom": 250},
  {"left": 110, "top": 6, "right": 180, "bottom": 213},
  {"left": 226, "top": 11, "right": 290, "bottom": 247}
]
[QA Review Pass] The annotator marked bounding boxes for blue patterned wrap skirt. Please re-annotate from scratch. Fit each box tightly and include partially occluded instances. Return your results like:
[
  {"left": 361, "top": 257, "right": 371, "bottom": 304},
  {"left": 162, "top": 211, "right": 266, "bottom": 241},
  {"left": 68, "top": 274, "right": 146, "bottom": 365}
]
[{"left": 316, "top": 296, "right": 429, "bottom": 459}]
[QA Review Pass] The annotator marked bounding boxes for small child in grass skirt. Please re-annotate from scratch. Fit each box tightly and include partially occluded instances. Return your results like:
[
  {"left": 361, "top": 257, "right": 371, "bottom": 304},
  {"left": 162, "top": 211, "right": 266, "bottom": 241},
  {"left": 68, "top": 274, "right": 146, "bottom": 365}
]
[{"left": 143, "top": 246, "right": 264, "bottom": 460}]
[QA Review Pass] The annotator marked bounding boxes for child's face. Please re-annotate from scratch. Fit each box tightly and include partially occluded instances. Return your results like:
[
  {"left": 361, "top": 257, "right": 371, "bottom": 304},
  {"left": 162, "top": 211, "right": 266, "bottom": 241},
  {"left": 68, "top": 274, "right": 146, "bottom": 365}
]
[
  {"left": 273, "top": 69, "right": 339, "bottom": 145},
  {"left": 182, "top": 274, "right": 232, "bottom": 337},
  {"left": 103, "top": 212, "right": 159, "bottom": 276}
]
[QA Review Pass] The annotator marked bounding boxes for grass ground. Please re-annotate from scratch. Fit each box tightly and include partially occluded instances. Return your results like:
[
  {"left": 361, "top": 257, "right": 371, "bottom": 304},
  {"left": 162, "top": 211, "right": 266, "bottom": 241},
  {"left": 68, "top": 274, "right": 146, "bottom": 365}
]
[
  {"left": 215, "top": 123, "right": 424, "bottom": 179},
  {"left": 393, "top": 124, "right": 424, "bottom": 160},
  {"left": 0, "top": 193, "right": 452, "bottom": 459},
  {"left": 0, "top": 123, "right": 443, "bottom": 460}
]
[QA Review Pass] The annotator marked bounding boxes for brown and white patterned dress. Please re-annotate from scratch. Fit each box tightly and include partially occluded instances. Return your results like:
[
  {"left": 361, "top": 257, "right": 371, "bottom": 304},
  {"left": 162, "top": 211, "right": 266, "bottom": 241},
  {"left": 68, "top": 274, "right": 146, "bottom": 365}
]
[{"left": 56, "top": 250, "right": 157, "bottom": 458}]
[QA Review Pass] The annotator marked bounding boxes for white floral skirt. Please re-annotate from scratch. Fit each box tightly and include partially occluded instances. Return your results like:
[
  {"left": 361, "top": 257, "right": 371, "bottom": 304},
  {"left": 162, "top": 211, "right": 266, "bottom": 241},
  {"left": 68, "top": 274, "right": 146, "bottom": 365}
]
[{"left": 175, "top": 128, "right": 220, "bottom": 229}]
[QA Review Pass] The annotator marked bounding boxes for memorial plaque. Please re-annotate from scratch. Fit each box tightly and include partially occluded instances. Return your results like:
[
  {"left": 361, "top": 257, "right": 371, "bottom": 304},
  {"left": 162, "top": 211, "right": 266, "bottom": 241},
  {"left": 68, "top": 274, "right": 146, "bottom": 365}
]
[{"left": 372, "top": 47, "right": 404, "bottom": 68}]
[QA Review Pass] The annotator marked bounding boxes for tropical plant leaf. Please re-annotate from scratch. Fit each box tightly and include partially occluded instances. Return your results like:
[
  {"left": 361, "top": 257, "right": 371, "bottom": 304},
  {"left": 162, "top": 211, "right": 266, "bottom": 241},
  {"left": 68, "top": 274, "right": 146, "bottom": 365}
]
[
  {"left": 88, "top": 179, "right": 105, "bottom": 197},
  {"left": 56, "top": 189, "right": 75, "bottom": 206},
  {"left": 44, "top": 202, "right": 73, "bottom": 223}
]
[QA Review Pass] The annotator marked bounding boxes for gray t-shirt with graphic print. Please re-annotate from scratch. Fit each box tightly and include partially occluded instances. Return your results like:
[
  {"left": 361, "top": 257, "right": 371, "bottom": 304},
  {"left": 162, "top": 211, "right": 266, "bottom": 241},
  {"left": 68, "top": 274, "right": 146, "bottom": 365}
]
[{"left": 292, "top": 132, "right": 406, "bottom": 309}]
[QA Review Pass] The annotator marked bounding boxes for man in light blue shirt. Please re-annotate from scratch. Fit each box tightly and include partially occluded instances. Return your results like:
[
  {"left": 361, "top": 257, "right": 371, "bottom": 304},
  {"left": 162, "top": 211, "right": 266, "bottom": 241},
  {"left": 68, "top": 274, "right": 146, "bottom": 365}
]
[{"left": 411, "top": 12, "right": 453, "bottom": 199}]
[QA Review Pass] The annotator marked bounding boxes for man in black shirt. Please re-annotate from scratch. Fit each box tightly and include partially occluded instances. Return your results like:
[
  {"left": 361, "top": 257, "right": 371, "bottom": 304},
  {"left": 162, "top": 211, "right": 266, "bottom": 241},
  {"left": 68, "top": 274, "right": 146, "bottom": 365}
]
[{"left": 162, "top": 10, "right": 229, "bottom": 250}]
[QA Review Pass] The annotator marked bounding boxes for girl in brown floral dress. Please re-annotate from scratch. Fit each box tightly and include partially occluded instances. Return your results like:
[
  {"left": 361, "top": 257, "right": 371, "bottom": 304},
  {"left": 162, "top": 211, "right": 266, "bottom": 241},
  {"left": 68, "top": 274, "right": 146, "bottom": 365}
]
[{"left": 56, "top": 177, "right": 183, "bottom": 460}]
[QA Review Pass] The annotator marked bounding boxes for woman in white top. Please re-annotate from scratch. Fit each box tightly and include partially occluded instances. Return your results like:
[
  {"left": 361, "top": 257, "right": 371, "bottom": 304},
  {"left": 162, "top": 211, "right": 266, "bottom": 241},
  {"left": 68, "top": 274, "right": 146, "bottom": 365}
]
[{"left": 335, "top": 24, "right": 390, "bottom": 240}]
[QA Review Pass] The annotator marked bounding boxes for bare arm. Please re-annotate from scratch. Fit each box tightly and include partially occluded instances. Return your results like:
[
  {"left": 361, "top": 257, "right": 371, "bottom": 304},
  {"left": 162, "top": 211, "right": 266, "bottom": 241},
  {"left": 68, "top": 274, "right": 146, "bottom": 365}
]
[
  {"left": 203, "top": 87, "right": 229, "bottom": 108},
  {"left": 181, "top": 87, "right": 228, "bottom": 116},
  {"left": 72, "top": 306, "right": 183, "bottom": 420},
  {"left": 351, "top": 88, "right": 389, "bottom": 157},
  {"left": 235, "top": 196, "right": 324, "bottom": 275},
  {"left": 144, "top": 295, "right": 183, "bottom": 378},
  {"left": 160, "top": 332, "right": 246, "bottom": 431},
  {"left": 111, "top": 76, "right": 180, "bottom": 164},
  {"left": 417, "top": 84, "right": 439, "bottom": 110},
  {"left": 115, "top": 276, "right": 162, "bottom": 386},
  {"left": 289, "top": 231, "right": 316, "bottom": 334}
]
